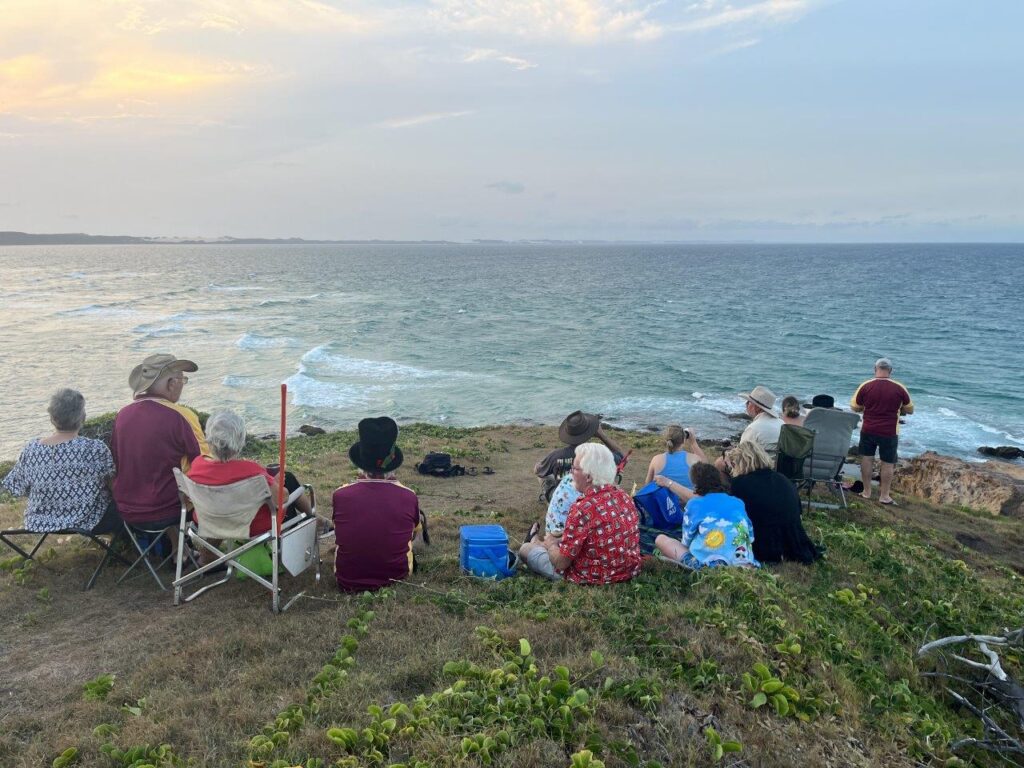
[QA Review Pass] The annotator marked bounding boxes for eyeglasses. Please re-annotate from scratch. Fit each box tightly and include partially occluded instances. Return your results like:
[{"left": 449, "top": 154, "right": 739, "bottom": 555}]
[{"left": 176, "top": 375, "right": 189, "bottom": 385}]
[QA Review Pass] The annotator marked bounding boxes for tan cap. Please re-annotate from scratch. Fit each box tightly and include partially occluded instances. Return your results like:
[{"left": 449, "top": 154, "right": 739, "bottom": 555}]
[{"left": 129, "top": 353, "right": 197, "bottom": 396}]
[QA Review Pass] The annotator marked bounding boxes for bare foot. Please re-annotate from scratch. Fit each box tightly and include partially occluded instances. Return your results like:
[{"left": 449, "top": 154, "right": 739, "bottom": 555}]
[{"left": 860, "top": 492, "right": 872, "bottom": 500}]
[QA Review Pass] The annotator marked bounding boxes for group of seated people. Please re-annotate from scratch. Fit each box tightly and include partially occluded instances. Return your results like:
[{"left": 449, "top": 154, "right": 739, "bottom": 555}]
[
  {"left": 523, "top": 403, "right": 822, "bottom": 583},
  {"left": 1, "top": 353, "right": 825, "bottom": 595}
]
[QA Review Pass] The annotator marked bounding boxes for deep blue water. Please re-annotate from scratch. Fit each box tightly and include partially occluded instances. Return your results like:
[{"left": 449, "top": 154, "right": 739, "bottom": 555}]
[{"left": 1, "top": 243, "right": 1021, "bottom": 461}]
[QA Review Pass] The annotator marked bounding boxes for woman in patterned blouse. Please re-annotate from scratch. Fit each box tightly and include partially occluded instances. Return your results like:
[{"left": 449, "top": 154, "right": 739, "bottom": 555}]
[
  {"left": 2, "top": 389, "right": 115, "bottom": 532},
  {"left": 519, "top": 442, "right": 642, "bottom": 584}
]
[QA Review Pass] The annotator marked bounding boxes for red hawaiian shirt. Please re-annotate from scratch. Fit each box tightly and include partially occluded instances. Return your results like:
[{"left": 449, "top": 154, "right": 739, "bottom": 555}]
[{"left": 559, "top": 485, "right": 642, "bottom": 585}]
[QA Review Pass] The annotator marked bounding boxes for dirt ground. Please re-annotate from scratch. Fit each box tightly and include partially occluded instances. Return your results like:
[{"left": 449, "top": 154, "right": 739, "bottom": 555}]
[{"left": 1, "top": 424, "right": 1021, "bottom": 767}]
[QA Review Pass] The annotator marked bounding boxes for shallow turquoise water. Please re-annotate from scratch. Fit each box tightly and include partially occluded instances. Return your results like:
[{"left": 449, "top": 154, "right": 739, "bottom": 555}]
[{"left": 1, "top": 243, "right": 1021, "bottom": 461}]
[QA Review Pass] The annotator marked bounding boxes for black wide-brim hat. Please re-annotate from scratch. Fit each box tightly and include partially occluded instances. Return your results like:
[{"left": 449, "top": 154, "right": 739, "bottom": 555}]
[
  {"left": 803, "top": 394, "right": 839, "bottom": 410},
  {"left": 349, "top": 416, "right": 404, "bottom": 473},
  {"left": 558, "top": 410, "right": 602, "bottom": 446}
]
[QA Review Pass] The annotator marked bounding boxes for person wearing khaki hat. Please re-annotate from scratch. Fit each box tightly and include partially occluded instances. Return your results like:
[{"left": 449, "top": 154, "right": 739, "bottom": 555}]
[
  {"left": 737, "top": 386, "right": 782, "bottom": 456},
  {"left": 111, "top": 353, "right": 208, "bottom": 532}
]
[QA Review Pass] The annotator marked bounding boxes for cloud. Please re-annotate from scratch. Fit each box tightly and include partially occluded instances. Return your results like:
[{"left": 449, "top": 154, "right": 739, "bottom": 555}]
[
  {"left": 463, "top": 48, "right": 538, "bottom": 70},
  {"left": 713, "top": 38, "right": 761, "bottom": 55},
  {"left": 430, "top": 0, "right": 664, "bottom": 43},
  {"left": 669, "top": 0, "right": 817, "bottom": 33},
  {"left": 486, "top": 181, "right": 526, "bottom": 194},
  {"left": 378, "top": 110, "right": 474, "bottom": 129}
]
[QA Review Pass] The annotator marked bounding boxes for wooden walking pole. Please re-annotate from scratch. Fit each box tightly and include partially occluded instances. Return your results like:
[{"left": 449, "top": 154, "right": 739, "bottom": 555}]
[{"left": 277, "top": 382, "right": 287, "bottom": 532}]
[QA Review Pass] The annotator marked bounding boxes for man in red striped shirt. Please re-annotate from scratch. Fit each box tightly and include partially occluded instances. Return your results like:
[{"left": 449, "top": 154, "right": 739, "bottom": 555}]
[{"left": 850, "top": 358, "right": 913, "bottom": 505}]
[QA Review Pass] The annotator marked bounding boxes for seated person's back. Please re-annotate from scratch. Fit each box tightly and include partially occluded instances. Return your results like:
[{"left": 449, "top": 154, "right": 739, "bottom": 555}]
[
  {"left": 333, "top": 417, "right": 421, "bottom": 592},
  {"left": 111, "top": 354, "right": 207, "bottom": 525},
  {"left": 2, "top": 388, "right": 114, "bottom": 532}
]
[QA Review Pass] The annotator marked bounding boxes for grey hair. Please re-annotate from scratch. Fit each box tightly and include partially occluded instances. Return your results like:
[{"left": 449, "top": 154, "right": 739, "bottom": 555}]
[
  {"left": 205, "top": 410, "right": 247, "bottom": 461},
  {"left": 875, "top": 357, "right": 893, "bottom": 371},
  {"left": 574, "top": 442, "right": 617, "bottom": 487},
  {"left": 48, "top": 388, "right": 86, "bottom": 432}
]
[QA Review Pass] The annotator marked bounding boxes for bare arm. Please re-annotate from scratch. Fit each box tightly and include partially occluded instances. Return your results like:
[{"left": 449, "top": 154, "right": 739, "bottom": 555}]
[
  {"left": 595, "top": 426, "right": 625, "bottom": 458},
  {"left": 684, "top": 431, "right": 707, "bottom": 463},
  {"left": 645, "top": 454, "right": 664, "bottom": 484},
  {"left": 543, "top": 533, "right": 573, "bottom": 571}
]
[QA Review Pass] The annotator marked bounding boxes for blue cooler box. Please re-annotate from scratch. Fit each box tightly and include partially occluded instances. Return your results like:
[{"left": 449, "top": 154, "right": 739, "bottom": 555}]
[{"left": 460, "top": 524, "right": 514, "bottom": 580}]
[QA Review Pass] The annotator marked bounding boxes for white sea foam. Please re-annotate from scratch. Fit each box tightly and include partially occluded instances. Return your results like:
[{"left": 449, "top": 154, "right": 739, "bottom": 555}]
[
  {"left": 236, "top": 333, "right": 298, "bottom": 350},
  {"left": 298, "top": 344, "right": 476, "bottom": 381},
  {"left": 285, "top": 372, "right": 374, "bottom": 408}
]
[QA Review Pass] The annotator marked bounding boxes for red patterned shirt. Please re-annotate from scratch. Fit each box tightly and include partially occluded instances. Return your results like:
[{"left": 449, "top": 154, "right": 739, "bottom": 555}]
[{"left": 559, "top": 485, "right": 642, "bottom": 585}]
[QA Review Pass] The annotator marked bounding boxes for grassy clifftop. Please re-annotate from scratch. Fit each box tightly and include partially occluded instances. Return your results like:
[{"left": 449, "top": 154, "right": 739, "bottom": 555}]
[{"left": 1, "top": 423, "right": 1022, "bottom": 767}]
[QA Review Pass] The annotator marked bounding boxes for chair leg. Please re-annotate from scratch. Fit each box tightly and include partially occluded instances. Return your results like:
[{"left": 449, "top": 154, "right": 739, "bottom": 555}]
[
  {"left": 0, "top": 531, "right": 47, "bottom": 562},
  {"left": 117, "top": 526, "right": 169, "bottom": 591}
]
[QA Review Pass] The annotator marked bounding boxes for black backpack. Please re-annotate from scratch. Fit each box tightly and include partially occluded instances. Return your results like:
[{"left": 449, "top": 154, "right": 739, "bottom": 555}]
[{"left": 416, "top": 452, "right": 465, "bottom": 477}]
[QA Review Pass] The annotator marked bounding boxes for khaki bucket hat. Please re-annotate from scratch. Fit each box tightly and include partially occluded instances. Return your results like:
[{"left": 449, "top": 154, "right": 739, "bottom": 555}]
[{"left": 129, "top": 353, "right": 197, "bottom": 396}]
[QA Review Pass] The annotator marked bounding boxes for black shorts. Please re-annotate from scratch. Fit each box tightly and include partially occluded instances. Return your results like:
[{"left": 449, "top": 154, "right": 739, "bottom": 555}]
[{"left": 859, "top": 432, "right": 898, "bottom": 464}]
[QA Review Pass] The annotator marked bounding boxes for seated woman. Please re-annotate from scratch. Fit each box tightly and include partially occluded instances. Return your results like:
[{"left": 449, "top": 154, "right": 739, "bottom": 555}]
[
  {"left": 187, "top": 410, "right": 311, "bottom": 541},
  {"left": 333, "top": 417, "right": 425, "bottom": 592},
  {"left": 519, "top": 442, "right": 641, "bottom": 584},
  {"left": 654, "top": 462, "right": 759, "bottom": 569},
  {"left": 2, "top": 388, "right": 115, "bottom": 532},
  {"left": 780, "top": 396, "right": 804, "bottom": 427},
  {"left": 722, "top": 441, "right": 821, "bottom": 564},
  {"left": 645, "top": 425, "right": 707, "bottom": 500}
]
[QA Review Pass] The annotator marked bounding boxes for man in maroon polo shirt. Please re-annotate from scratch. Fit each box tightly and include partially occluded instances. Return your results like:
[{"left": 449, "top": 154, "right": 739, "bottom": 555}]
[
  {"left": 333, "top": 417, "right": 423, "bottom": 592},
  {"left": 111, "top": 353, "right": 208, "bottom": 530},
  {"left": 850, "top": 357, "right": 913, "bottom": 505}
]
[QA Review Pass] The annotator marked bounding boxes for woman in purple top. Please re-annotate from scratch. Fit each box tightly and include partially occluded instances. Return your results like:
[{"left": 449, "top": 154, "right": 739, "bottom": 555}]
[
  {"left": 332, "top": 417, "right": 425, "bottom": 592},
  {"left": 2, "top": 389, "right": 115, "bottom": 532}
]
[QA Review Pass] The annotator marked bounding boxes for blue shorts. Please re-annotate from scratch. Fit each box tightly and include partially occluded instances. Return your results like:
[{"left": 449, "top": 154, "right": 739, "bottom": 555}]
[{"left": 859, "top": 432, "right": 898, "bottom": 464}]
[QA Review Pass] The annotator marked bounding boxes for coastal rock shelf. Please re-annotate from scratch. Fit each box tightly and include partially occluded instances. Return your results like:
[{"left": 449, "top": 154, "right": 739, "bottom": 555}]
[{"left": 896, "top": 451, "right": 1024, "bottom": 517}]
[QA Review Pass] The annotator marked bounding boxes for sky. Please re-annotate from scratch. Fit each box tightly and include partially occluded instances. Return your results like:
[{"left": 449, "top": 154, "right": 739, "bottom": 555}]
[{"left": 0, "top": 0, "right": 1021, "bottom": 242}]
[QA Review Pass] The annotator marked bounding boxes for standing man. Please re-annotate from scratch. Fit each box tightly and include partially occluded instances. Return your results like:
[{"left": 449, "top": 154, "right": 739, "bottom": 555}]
[
  {"left": 111, "top": 353, "right": 208, "bottom": 531},
  {"left": 850, "top": 358, "right": 913, "bottom": 505}
]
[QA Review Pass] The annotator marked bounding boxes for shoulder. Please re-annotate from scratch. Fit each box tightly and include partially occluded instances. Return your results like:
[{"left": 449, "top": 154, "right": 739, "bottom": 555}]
[{"left": 888, "top": 378, "right": 912, "bottom": 396}]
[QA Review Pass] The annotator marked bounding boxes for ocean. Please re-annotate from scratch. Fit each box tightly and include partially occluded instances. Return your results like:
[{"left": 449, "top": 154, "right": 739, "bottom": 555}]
[{"left": 1, "top": 243, "right": 1021, "bottom": 462}]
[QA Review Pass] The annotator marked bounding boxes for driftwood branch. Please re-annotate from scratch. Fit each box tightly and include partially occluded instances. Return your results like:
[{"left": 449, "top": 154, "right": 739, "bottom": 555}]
[{"left": 918, "top": 627, "right": 1024, "bottom": 759}]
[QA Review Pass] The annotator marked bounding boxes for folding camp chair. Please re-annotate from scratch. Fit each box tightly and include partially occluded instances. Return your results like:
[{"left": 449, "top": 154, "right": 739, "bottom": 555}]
[
  {"left": 0, "top": 502, "right": 131, "bottom": 590},
  {"left": 117, "top": 517, "right": 186, "bottom": 591},
  {"left": 802, "top": 408, "right": 861, "bottom": 511},
  {"left": 776, "top": 424, "right": 816, "bottom": 484},
  {"left": 170, "top": 468, "right": 323, "bottom": 613}
]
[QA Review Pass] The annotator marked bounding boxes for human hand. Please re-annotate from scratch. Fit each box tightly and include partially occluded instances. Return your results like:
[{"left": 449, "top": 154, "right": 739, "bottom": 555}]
[{"left": 654, "top": 474, "right": 671, "bottom": 488}]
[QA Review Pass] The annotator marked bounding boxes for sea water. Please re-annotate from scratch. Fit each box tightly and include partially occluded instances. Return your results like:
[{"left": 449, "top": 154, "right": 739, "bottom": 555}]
[{"left": 1, "top": 243, "right": 1021, "bottom": 462}]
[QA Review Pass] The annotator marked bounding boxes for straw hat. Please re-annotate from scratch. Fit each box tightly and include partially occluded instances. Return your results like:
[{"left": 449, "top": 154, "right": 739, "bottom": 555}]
[{"left": 738, "top": 386, "right": 778, "bottom": 417}]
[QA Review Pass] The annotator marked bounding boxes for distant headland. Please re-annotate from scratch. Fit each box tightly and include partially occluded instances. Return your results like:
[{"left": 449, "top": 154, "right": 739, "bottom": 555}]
[{"left": 0, "top": 231, "right": 754, "bottom": 246}]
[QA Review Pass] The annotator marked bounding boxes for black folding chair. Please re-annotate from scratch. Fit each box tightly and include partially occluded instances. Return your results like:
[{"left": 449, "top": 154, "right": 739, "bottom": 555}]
[{"left": 0, "top": 502, "right": 131, "bottom": 590}]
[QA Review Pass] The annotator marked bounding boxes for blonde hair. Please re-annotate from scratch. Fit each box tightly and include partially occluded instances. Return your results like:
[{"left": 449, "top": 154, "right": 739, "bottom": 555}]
[
  {"left": 727, "top": 441, "right": 772, "bottom": 477},
  {"left": 664, "top": 425, "right": 686, "bottom": 452},
  {"left": 781, "top": 396, "right": 801, "bottom": 419}
]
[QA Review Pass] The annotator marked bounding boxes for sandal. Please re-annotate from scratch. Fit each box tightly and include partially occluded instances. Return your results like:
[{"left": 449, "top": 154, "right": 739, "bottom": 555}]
[
  {"left": 524, "top": 521, "right": 540, "bottom": 543},
  {"left": 482, "top": 466, "right": 495, "bottom": 475},
  {"left": 878, "top": 498, "right": 898, "bottom": 506}
]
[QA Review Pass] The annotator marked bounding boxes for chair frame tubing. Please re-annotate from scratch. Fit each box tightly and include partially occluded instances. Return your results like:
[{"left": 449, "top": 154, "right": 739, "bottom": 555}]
[
  {"left": 0, "top": 528, "right": 131, "bottom": 590},
  {"left": 171, "top": 480, "right": 322, "bottom": 613}
]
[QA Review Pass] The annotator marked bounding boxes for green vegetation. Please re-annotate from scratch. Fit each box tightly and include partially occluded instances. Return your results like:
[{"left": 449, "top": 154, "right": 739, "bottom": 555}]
[{"left": 1, "top": 423, "right": 1021, "bottom": 766}]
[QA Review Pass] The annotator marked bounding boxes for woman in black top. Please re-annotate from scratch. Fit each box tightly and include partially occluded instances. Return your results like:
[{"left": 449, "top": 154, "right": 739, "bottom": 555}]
[{"left": 723, "top": 442, "right": 821, "bottom": 564}]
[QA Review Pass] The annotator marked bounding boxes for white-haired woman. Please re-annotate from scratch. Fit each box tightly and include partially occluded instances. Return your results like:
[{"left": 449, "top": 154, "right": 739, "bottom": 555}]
[
  {"left": 186, "top": 410, "right": 310, "bottom": 541},
  {"left": 2, "top": 388, "right": 116, "bottom": 532},
  {"left": 519, "top": 442, "right": 641, "bottom": 584}
]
